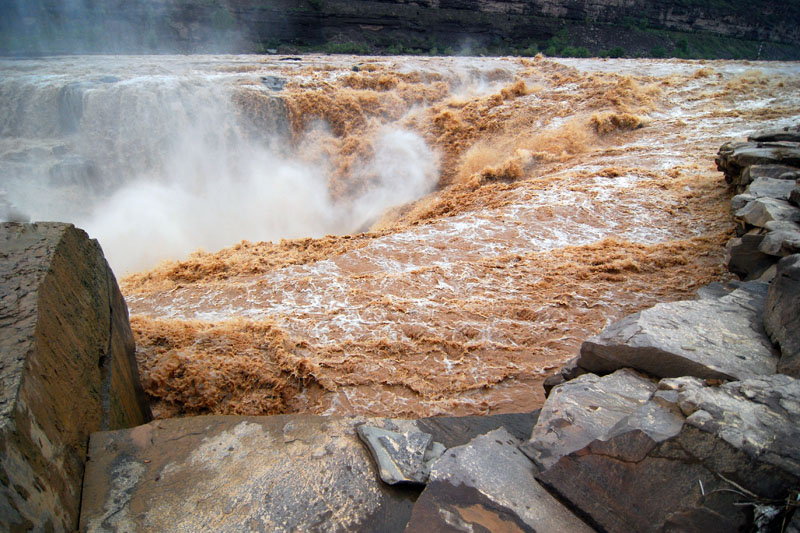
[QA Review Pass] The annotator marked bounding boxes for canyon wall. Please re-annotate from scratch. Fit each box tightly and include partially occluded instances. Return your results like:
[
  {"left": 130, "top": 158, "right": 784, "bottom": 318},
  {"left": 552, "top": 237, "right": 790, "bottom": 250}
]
[{"left": 2, "top": 0, "right": 799, "bottom": 58}]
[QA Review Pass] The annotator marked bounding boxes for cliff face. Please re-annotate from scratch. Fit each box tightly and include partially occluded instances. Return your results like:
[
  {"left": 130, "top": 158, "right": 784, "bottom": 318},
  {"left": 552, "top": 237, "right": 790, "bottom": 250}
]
[{"left": 2, "top": 0, "right": 799, "bottom": 57}]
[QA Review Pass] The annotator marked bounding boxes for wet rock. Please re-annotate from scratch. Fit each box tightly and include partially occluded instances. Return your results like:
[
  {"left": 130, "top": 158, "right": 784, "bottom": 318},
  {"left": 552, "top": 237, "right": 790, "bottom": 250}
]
[
  {"left": 759, "top": 221, "right": 800, "bottom": 256},
  {"left": 413, "top": 411, "right": 539, "bottom": 449},
  {"left": 716, "top": 142, "right": 800, "bottom": 189},
  {"left": 0, "top": 222, "right": 151, "bottom": 532},
  {"left": 542, "top": 356, "right": 588, "bottom": 397},
  {"left": 764, "top": 254, "right": 800, "bottom": 377},
  {"left": 521, "top": 369, "right": 656, "bottom": 471},
  {"left": 749, "top": 124, "right": 800, "bottom": 143},
  {"left": 357, "top": 425, "right": 444, "bottom": 485},
  {"left": 735, "top": 197, "right": 800, "bottom": 228},
  {"left": 405, "top": 428, "right": 594, "bottom": 533},
  {"left": 577, "top": 283, "right": 778, "bottom": 380},
  {"left": 260, "top": 75, "right": 286, "bottom": 91},
  {"left": 80, "top": 415, "right": 420, "bottom": 532},
  {"left": 726, "top": 231, "right": 776, "bottom": 279},
  {"left": 535, "top": 375, "right": 800, "bottom": 533}
]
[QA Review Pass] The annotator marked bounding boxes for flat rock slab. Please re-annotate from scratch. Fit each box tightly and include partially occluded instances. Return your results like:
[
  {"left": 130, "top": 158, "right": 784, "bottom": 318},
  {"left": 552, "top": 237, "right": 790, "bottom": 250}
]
[
  {"left": 577, "top": 283, "right": 779, "bottom": 380},
  {"left": 765, "top": 254, "right": 800, "bottom": 377},
  {"left": 80, "top": 415, "right": 420, "bottom": 532},
  {"left": 405, "top": 428, "right": 594, "bottom": 533},
  {"left": 0, "top": 222, "right": 150, "bottom": 532},
  {"left": 535, "top": 375, "right": 800, "bottom": 533},
  {"left": 80, "top": 411, "right": 540, "bottom": 532},
  {"left": 520, "top": 369, "right": 656, "bottom": 471}
]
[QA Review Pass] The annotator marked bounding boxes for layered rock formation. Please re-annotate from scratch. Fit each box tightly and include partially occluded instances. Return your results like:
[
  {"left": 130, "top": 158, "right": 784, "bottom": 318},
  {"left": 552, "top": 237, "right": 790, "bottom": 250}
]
[
  {"left": 2, "top": 0, "right": 799, "bottom": 57},
  {"left": 716, "top": 126, "right": 800, "bottom": 281},
  {"left": 0, "top": 222, "right": 151, "bottom": 531}
]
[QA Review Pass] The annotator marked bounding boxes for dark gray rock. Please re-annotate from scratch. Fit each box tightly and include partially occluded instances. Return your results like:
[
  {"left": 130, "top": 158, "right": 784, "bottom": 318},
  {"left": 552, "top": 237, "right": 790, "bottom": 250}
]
[
  {"left": 764, "top": 254, "right": 800, "bottom": 377},
  {"left": 791, "top": 184, "right": 800, "bottom": 206},
  {"left": 745, "top": 176, "right": 798, "bottom": 200},
  {"left": 735, "top": 197, "right": 800, "bottom": 228},
  {"left": 520, "top": 369, "right": 656, "bottom": 471},
  {"left": 357, "top": 425, "right": 444, "bottom": 485},
  {"left": 749, "top": 124, "right": 800, "bottom": 143},
  {"left": 731, "top": 192, "right": 756, "bottom": 211},
  {"left": 542, "top": 356, "right": 588, "bottom": 397},
  {"left": 695, "top": 280, "right": 745, "bottom": 300},
  {"left": 535, "top": 375, "right": 800, "bottom": 533},
  {"left": 759, "top": 221, "right": 800, "bottom": 256},
  {"left": 0, "top": 222, "right": 151, "bottom": 532},
  {"left": 744, "top": 164, "right": 800, "bottom": 183},
  {"left": 716, "top": 142, "right": 800, "bottom": 189},
  {"left": 577, "top": 283, "right": 779, "bottom": 380},
  {"left": 405, "top": 428, "right": 594, "bottom": 533},
  {"left": 414, "top": 411, "right": 540, "bottom": 449},
  {"left": 727, "top": 232, "right": 776, "bottom": 280}
]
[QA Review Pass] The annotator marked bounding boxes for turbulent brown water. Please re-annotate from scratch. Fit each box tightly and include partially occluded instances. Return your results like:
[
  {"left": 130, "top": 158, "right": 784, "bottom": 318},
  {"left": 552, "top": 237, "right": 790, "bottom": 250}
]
[{"left": 4, "top": 54, "right": 800, "bottom": 418}]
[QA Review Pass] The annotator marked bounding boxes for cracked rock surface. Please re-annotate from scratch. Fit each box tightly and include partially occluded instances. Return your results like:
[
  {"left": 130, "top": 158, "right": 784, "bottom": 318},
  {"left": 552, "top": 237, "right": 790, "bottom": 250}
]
[{"left": 532, "top": 374, "right": 800, "bottom": 533}]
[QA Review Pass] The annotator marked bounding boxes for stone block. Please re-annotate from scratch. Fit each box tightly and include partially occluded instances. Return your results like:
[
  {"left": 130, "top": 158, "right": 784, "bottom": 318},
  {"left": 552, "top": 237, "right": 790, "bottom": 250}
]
[
  {"left": 0, "top": 222, "right": 151, "bottom": 532},
  {"left": 577, "top": 283, "right": 778, "bottom": 380}
]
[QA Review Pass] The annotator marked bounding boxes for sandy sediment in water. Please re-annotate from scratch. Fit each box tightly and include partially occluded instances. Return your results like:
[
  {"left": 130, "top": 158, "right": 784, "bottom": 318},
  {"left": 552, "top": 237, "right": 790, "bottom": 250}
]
[{"left": 122, "top": 56, "right": 800, "bottom": 418}]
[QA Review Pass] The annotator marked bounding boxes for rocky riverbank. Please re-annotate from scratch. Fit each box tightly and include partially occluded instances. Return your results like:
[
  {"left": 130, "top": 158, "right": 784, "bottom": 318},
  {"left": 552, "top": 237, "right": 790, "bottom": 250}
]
[{"left": 2, "top": 125, "right": 800, "bottom": 531}]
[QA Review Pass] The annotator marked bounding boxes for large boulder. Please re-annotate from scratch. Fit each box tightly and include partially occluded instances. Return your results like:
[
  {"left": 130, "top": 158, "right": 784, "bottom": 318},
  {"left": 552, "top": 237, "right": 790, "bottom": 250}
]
[
  {"left": 405, "top": 428, "right": 594, "bottom": 533},
  {"left": 521, "top": 369, "right": 656, "bottom": 471},
  {"left": 0, "top": 222, "right": 151, "bottom": 532},
  {"left": 576, "top": 283, "right": 779, "bottom": 380},
  {"left": 534, "top": 374, "right": 800, "bottom": 533},
  {"left": 764, "top": 254, "right": 800, "bottom": 377}
]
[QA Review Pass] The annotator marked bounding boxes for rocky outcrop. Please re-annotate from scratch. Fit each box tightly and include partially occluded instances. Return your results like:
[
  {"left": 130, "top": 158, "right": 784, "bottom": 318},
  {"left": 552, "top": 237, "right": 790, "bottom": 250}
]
[
  {"left": 765, "top": 254, "right": 800, "bottom": 377},
  {"left": 0, "top": 222, "right": 151, "bottom": 532},
  {"left": 717, "top": 126, "right": 800, "bottom": 280},
  {"left": 79, "top": 412, "right": 539, "bottom": 531},
  {"left": 533, "top": 374, "right": 800, "bottom": 533}
]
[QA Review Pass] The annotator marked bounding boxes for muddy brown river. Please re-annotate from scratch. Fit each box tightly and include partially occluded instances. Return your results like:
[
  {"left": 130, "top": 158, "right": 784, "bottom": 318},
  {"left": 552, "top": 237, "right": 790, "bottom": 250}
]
[{"left": 3, "top": 54, "right": 799, "bottom": 418}]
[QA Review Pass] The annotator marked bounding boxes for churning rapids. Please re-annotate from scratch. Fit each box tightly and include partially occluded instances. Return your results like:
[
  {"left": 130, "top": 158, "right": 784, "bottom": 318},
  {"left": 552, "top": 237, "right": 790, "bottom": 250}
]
[{"left": 3, "top": 54, "right": 800, "bottom": 418}]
